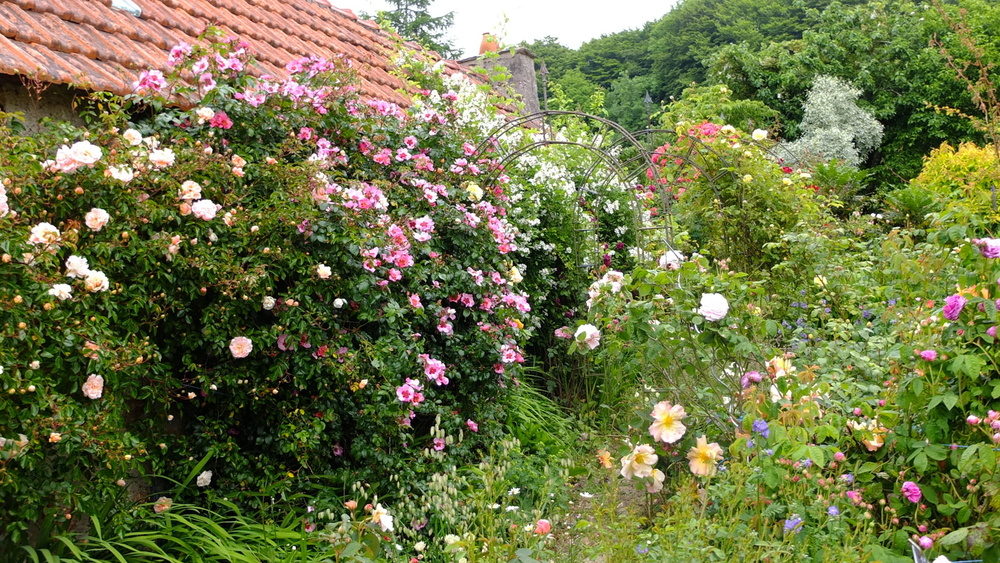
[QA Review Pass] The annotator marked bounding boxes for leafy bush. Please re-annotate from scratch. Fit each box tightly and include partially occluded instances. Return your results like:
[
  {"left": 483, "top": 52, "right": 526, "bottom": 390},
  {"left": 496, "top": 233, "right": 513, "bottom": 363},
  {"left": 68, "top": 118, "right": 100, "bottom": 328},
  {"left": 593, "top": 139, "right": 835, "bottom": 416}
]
[
  {"left": 0, "top": 33, "right": 541, "bottom": 548},
  {"left": 909, "top": 141, "right": 1000, "bottom": 227}
]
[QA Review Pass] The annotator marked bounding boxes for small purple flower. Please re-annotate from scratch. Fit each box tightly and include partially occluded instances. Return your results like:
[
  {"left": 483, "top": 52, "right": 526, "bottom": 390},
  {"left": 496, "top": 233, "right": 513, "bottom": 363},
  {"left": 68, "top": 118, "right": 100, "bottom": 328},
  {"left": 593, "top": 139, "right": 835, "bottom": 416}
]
[
  {"left": 827, "top": 505, "right": 840, "bottom": 516},
  {"left": 918, "top": 536, "right": 933, "bottom": 550},
  {"left": 752, "top": 419, "right": 770, "bottom": 438},
  {"left": 989, "top": 326, "right": 998, "bottom": 339},
  {"left": 942, "top": 294, "right": 967, "bottom": 321},
  {"left": 920, "top": 349, "right": 938, "bottom": 362},
  {"left": 764, "top": 449, "right": 773, "bottom": 456},
  {"left": 783, "top": 514, "right": 804, "bottom": 533},
  {"left": 746, "top": 439, "right": 755, "bottom": 449},
  {"left": 901, "top": 481, "right": 922, "bottom": 503}
]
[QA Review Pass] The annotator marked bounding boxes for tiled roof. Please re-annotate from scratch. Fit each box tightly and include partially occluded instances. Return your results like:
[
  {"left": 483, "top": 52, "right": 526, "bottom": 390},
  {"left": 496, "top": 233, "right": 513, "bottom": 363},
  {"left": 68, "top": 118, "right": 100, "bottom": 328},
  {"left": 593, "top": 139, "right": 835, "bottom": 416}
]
[{"left": 0, "top": 0, "right": 467, "bottom": 106}]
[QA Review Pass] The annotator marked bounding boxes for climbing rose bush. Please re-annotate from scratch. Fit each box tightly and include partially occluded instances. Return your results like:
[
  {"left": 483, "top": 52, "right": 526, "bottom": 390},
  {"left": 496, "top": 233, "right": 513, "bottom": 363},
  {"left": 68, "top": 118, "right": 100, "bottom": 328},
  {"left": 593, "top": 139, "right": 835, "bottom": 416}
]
[{"left": 0, "top": 33, "right": 534, "bottom": 543}]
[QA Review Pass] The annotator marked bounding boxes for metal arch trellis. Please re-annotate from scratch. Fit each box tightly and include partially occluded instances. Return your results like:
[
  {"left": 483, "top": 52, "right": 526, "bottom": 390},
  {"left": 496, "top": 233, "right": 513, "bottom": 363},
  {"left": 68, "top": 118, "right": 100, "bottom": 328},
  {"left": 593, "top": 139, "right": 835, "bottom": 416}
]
[{"left": 475, "top": 110, "right": 775, "bottom": 270}]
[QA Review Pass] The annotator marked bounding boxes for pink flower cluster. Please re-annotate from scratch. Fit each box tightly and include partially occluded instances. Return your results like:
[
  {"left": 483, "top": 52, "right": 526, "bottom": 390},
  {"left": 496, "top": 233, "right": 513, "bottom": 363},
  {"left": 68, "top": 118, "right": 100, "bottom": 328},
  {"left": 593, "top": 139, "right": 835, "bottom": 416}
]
[
  {"left": 46, "top": 140, "right": 103, "bottom": 173},
  {"left": 437, "top": 307, "right": 456, "bottom": 335},
  {"left": 396, "top": 378, "right": 425, "bottom": 405},
  {"left": 337, "top": 182, "right": 388, "bottom": 211},
  {"left": 419, "top": 354, "right": 449, "bottom": 386},
  {"left": 499, "top": 343, "right": 525, "bottom": 364}
]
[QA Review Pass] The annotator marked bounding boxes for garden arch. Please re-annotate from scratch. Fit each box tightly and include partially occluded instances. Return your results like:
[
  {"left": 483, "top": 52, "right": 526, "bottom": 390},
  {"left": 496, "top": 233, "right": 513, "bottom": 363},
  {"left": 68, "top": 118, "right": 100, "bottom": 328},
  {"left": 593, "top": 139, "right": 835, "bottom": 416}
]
[{"left": 476, "top": 111, "right": 773, "bottom": 269}]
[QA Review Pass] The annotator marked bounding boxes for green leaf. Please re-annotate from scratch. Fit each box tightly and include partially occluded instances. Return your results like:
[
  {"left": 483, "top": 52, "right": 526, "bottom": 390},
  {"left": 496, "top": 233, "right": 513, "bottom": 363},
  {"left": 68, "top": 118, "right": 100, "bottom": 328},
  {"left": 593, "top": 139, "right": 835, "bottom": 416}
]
[
  {"left": 950, "top": 354, "right": 983, "bottom": 379},
  {"left": 942, "top": 393, "right": 959, "bottom": 411},
  {"left": 913, "top": 451, "right": 928, "bottom": 473},
  {"left": 940, "top": 527, "right": 969, "bottom": 545},
  {"left": 958, "top": 444, "right": 979, "bottom": 474},
  {"left": 765, "top": 320, "right": 778, "bottom": 336}
]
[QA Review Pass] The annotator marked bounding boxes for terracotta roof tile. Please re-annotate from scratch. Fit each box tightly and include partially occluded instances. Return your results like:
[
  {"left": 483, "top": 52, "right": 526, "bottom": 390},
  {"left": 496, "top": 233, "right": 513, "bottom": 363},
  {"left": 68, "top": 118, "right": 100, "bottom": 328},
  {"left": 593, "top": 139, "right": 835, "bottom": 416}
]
[{"left": 0, "top": 0, "right": 475, "bottom": 103}]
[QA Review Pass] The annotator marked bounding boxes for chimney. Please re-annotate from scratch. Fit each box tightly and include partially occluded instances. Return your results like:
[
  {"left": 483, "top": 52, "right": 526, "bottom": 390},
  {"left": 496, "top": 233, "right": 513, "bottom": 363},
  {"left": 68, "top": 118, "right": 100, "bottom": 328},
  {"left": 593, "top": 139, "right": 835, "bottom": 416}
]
[
  {"left": 479, "top": 33, "right": 499, "bottom": 55},
  {"left": 460, "top": 46, "right": 541, "bottom": 115}
]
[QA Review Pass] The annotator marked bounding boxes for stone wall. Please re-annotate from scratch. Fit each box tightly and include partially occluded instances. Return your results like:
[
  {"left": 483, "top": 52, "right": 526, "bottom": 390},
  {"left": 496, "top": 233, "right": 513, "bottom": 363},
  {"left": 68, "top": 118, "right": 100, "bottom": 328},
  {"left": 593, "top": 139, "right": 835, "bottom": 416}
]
[
  {"left": 460, "top": 48, "right": 541, "bottom": 115},
  {"left": 0, "top": 75, "right": 85, "bottom": 134}
]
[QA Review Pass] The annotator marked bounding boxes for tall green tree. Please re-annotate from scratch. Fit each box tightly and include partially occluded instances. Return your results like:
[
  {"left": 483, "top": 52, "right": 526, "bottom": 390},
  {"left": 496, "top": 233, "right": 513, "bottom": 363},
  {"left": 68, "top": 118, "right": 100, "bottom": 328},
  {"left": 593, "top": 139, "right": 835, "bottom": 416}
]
[
  {"left": 377, "top": 0, "right": 459, "bottom": 58},
  {"left": 522, "top": 37, "right": 582, "bottom": 83},
  {"left": 577, "top": 25, "right": 655, "bottom": 90},
  {"left": 707, "top": 0, "right": 989, "bottom": 187},
  {"left": 647, "top": 0, "right": 866, "bottom": 99},
  {"left": 605, "top": 73, "right": 657, "bottom": 130}
]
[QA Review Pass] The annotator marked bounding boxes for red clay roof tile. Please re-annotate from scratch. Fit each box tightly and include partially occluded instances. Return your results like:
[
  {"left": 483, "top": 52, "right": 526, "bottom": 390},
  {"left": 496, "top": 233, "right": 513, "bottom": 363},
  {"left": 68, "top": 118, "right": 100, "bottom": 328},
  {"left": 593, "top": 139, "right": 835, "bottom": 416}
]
[{"left": 0, "top": 0, "right": 474, "bottom": 104}]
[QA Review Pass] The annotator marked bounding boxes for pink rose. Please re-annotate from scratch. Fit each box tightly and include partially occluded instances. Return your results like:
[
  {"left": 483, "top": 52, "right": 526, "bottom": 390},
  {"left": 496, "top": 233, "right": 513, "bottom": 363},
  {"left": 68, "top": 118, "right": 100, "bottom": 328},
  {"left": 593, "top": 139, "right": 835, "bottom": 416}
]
[
  {"left": 533, "top": 519, "right": 551, "bottom": 535},
  {"left": 153, "top": 496, "right": 172, "bottom": 513},
  {"left": 229, "top": 336, "right": 253, "bottom": 358},
  {"left": 82, "top": 374, "right": 104, "bottom": 399},
  {"left": 85, "top": 208, "right": 110, "bottom": 231},
  {"left": 901, "top": 481, "right": 922, "bottom": 503},
  {"left": 191, "top": 199, "right": 218, "bottom": 221}
]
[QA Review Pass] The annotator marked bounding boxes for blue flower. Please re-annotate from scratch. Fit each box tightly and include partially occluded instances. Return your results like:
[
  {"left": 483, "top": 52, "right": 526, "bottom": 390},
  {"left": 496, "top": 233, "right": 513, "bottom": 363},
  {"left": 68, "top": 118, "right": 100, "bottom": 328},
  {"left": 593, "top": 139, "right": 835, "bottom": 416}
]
[
  {"left": 636, "top": 544, "right": 649, "bottom": 554},
  {"left": 764, "top": 448, "right": 774, "bottom": 456},
  {"left": 746, "top": 439, "right": 755, "bottom": 449},
  {"left": 827, "top": 506, "right": 840, "bottom": 517},
  {"left": 752, "top": 419, "right": 770, "bottom": 438},
  {"left": 802, "top": 458, "right": 812, "bottom": 468},
  {"left": 783, "top": 515, "right": 804, "bottom": 533}
]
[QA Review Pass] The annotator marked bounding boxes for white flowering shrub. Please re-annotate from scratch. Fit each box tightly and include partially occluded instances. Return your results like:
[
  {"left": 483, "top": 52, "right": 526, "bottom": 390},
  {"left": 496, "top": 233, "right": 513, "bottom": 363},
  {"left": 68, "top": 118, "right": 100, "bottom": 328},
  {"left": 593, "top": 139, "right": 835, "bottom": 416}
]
[{"left": 782, "top": 75, "right": 884, "bottom": 168}]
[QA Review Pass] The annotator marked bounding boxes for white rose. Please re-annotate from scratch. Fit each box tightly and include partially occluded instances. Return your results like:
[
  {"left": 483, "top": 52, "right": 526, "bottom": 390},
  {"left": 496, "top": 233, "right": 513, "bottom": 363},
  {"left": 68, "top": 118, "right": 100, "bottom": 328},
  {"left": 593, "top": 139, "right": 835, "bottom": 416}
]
[
  {"left": 262, "top": 296, "right": 276, "bottom": 310},
  {"left": 697, "top": 293, "right": 729, "bottom": 322},
  {"left": 82, "top": 373, "right": 104, "bottom": 399},
  {"left": 195, "top": 107, "right": 215, "bottom": 124},
  {"left": 333, "top": 298, "right": 346, "bottom": 309},
  {"left": 106, "top": 166, "right": 134, "bottom": 182},
  {"left": 508, "top": 266, "right": 523, "bottom": 284},
  {"left": 751, "top": 129, "right": 768, "bottom": 141},
  {"left": 196, "top": 470, "right": 213, "bottom": 487},
  {"left": 84, "top": 270, "right": 110, "bottom": 292},
  {"left": 48, "top": 283, "right": 73, "bottom": 300},
  {"left": 148, "top": 148, "right": 176, "bottom": 168},
  {"left": 70, "top": 140, "right": 103, "bottom": 166},
  {"left": 28, "top": 222, "right": 61, "bottom": 246},
  {"left": 65, "top": 255, "right": 91, "bottom": 278},
  {"left": 123, "top": 129, "right": 143, "bottom": 146},
  {"left": 575, "top": 324, "right": 601, "bottom": 350},
  {"left": 178, "top": 180, "right": 202, "bottom": 200},
  {"left": 316, "top": 264, "right": 332, "bottom": 279},
  {"left": 658, "top": 250, "right": 685, "bottom": 270}
]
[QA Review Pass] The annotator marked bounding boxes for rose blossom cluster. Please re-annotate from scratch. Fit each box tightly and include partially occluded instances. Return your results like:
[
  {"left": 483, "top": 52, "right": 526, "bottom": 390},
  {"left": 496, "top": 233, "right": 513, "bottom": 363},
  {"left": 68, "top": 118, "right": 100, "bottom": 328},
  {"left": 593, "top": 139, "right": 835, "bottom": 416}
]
[
  {"left": 45, "top": 140, "right": 103, "bottom": 173},
  {"left": 52, "top": 254, "right": 109, "bottom": 294}
]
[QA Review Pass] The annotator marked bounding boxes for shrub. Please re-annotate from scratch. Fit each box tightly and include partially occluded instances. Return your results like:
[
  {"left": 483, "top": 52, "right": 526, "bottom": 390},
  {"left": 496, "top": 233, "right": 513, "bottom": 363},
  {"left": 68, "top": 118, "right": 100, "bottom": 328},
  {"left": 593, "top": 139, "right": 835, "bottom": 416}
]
[{"left": 0, "top": 33, "right": 537, "bottom": 548}]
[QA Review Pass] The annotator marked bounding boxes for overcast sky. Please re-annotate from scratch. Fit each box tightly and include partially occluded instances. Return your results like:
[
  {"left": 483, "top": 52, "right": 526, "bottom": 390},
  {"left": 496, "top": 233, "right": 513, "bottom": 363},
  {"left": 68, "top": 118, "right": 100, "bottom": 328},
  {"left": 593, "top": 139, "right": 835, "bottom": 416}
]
[{"left": 331, "top": 0, "right": 678, "bottom": 58}]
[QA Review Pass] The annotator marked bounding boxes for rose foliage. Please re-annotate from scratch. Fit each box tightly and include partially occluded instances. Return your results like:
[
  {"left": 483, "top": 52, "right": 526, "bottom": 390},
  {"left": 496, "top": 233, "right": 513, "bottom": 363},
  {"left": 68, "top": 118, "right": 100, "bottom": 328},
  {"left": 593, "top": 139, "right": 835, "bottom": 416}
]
[{"left": 0, "top": 35, "right": 550, "bottom": 545}]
